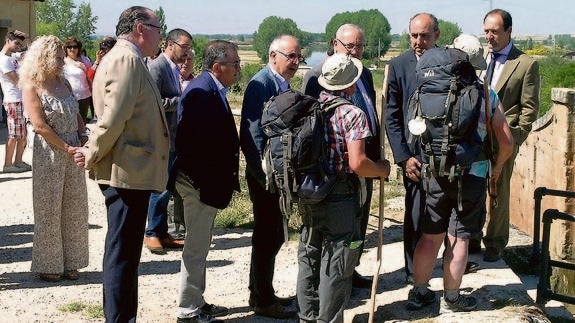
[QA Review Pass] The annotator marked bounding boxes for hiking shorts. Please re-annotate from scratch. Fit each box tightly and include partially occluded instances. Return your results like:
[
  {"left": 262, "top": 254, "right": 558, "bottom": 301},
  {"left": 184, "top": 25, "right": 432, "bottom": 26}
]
[
  {"left": 421, "top": 174, "right": 486, "bottom": 239},
  {"left": 3, "top": 102, "right": 27, "bottom": 139}
]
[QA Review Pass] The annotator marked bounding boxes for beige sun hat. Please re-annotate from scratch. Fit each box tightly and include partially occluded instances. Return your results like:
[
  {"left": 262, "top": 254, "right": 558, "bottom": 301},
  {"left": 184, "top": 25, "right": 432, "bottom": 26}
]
[
  {"left": 318, "top": 53, "right": 363, "bottom": 91},
  {"left": 450, "top": 33, "right": 487, "bottom": 70}
]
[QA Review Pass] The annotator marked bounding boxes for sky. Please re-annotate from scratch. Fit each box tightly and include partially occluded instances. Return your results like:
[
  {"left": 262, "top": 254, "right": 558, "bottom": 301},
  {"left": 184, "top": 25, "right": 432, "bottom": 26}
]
[{"left": 81, "top": 0, "right": 574, "bottom": 37}]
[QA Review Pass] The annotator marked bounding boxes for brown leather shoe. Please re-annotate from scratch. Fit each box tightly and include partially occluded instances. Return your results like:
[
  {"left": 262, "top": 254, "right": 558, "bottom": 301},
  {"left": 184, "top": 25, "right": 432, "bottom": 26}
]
[
  {"left": 161, "top": 235, "right": 185, "bottom": 249},
  {"left": 144, "top": 236, "right": 164, "bottom": 254},
  {"left": 254, "top": 301, "right": 296, "bottom": 319}
]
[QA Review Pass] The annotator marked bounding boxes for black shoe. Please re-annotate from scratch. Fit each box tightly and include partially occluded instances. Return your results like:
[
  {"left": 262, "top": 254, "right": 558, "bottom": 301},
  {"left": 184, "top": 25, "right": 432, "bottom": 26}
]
[
  {"left": 483, "top": 247, "right": 501, "bottom": 262},
  {"left": 406, "top": 287, "right": 436, "bottom": 310},
  {"left": 177, "top": 313, "right": 223, "bottom": 323},
  {"left": 254, "top": 301, "right": 297, "bottom": 319},
  {"left": 352, "top": 270, "right": 372, "bottom": 289},
  {"left": 464, "top": 261, "right": 480, "bottom": 274},
  {"left": 468, "top": 239, "right": 482, "bottom": 254},
  {"left": 200, "top": 303, "right": 228, "bottom": 317},
  {"left": 249, "top": 295, "right": 295, "bottom": 308},
  {"left": 440, "top": 294, "right": 477, "bottom": 313}
]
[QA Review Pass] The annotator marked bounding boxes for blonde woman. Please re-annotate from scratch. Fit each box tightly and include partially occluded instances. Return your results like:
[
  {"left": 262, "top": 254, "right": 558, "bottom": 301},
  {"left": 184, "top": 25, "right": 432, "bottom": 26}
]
[{"left": 19, "top": 35, "right": 89, "bottom": 282}]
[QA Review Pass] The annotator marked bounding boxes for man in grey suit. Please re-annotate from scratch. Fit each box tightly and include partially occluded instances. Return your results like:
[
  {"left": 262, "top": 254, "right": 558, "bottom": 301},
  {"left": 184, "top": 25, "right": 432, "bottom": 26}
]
[
  {"left": 144, "top": 28, "right": 193, "bottom": 254},
  {"left": 301, "top": 24, "right": 379, "bottom": 289},
  {"left": 479, "top": 8, "right": 540, "bottom": 262}
]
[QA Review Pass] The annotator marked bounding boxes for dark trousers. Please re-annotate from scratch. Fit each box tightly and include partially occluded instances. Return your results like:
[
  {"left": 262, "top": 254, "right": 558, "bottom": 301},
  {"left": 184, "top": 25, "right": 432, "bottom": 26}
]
[
  {"left": 357, "top": 178, "right": 373, "bottom": 265},
  {"left": 402, "top": 175, "right": 425, "bottom": 279},
  {"left": 246, "top": 174, "right": 285, "bottom": 307},
  {"left": 100, "top": 185, "right": 151, "bottom": 323}
]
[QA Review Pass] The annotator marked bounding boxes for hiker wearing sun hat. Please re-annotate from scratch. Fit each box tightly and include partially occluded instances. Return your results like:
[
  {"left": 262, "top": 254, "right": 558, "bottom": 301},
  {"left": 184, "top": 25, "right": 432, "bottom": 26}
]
[{"left": 296, "top": 53, "right": 391, "bottom": 323}]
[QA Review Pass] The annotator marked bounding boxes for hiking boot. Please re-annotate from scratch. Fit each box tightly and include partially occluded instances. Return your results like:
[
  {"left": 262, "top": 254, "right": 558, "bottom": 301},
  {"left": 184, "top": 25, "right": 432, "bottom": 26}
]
[
  {"left": 406, "top": 287, "right": 436, "bottom": 310},
  {"left": 14, "top": 162, "right": 32, "bottom": 171},
  {"left": 440, "top": 294, "right": 477, "bottom": 313},
  {"left": 3, "top": 165, "right": 26, "bottom": 173}
]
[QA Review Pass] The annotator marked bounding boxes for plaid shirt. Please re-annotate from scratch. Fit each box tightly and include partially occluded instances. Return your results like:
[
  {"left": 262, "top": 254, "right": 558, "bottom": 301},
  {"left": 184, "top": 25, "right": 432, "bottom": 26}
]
[{"left": 319, "top": 91, "right": 372, "bottom": 174}]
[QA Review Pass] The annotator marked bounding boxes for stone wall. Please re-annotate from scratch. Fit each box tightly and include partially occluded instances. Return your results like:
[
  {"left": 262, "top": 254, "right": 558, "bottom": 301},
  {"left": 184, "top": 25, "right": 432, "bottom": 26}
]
[{"left": 510, "top": 88, "right": 575, "bottom": 295}]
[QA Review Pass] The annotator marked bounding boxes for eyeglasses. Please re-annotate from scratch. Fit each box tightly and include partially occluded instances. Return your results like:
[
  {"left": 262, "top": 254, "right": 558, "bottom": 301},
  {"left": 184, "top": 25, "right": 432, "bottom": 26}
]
[
  {"left": 336, "top": 38, "right": 365, "bottom": 51},
  {"left": 143, "top": 23, "right": 161, "bottom": 33},
  {"left": 172, "top": 41, "right": 192, "bottom": 51},
  {"left": 275, "top": 50, "right": 305, "bottom": 63},
  {"left": 218, "top": 61, "right": 241, "bottom": 68},
  {"left": 66, "top": 45, "right": 78, "bottom": 49}
]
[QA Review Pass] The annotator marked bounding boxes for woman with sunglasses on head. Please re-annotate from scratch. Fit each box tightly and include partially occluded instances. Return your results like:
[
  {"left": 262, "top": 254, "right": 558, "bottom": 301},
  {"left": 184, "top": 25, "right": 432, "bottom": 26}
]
[
  {"left": 86, "top": 37, "right": 116, "bottom": 121},
  {"left": 62, "top": 37, "right": 91, "bottom": 125}
]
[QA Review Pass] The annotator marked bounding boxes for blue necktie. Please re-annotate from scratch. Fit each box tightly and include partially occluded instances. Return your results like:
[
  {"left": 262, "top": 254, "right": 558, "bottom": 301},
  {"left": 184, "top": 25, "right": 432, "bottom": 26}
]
[
  {"left": 351, "top": 89, "right": 376, "bottom": 133},
  {"left": 485, "top": 52, "right": 501, "bottom": 86}
]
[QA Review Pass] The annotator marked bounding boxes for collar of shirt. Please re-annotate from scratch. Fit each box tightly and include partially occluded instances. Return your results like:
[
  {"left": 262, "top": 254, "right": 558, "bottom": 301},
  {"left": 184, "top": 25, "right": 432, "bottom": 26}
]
[
  {"left": 489, "top": 41, "right": 513, "bottom": 64},
  {"left": 208, "top": 72, "right": 229, "bottom": 106},
  {"left": 269, "top": 65, "right": 290, "bottom": 92},
  {"left": 162, "top": 53, "right": 181, "bottom": 90}
]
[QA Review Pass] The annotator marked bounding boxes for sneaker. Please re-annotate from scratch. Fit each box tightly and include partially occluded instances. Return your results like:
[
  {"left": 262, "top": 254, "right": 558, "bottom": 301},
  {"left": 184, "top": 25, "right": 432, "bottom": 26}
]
[
  {"left": 14, "top": 162, "right": 32, "bottom": 171},
  {"left": 200, "top": 303, "right": 228, "bottom": 317},
  {"left": 440, "top": 294, "right": 477, "bottom": 313},
  {"left": 406, "top": 287, "right": 436, "bottom": 310},
  {"left": 3, "top": 165, "right": 26, "bottom": 173}
]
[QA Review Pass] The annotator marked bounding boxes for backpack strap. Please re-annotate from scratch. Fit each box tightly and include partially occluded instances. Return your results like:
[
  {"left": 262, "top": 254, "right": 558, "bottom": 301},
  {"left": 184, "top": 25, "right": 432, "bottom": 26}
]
[{"left": 439, "top": 77, "right": 459, "bottom": 177}]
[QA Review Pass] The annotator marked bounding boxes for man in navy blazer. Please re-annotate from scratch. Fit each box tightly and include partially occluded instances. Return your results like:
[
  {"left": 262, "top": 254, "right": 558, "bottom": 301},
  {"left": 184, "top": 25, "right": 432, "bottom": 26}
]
[
  {"left": 171, "top": 40, "right": 241, "bottom": 323},
  {"left": 240, "top": 35, "right": 301, "bottom": 319},
  {"left": 386, "top": 13, "right": 440, "bottom": 284},
  {"left": 301, "top": 24, "right": 379, "bottom": 289},
  {"left": 144, "top": 28, "right": 193, "bottom": 254}
]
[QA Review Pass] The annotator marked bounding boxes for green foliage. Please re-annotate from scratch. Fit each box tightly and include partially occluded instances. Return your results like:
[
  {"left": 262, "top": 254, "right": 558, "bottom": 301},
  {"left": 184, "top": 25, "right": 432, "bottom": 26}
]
[
  {"left": 525, "top": 45, "right": 551, "bottom": 56},
  {"left": 253, "top": 16, "right": 304, "bottom": 63},
  {"left": 325, "top": 9, "right": 392, "bottom": 60},
  {"left": 437, "top": 19, "right": 461, "bottom": 47},
  {"left": 538, "top": 56, "right": 575, "bottom": 115},
  {"left": 36, "top": 0, "right": 97, "bottom": 51},
  {"left": 154, "top": 6, "right": 168, "bottom": 38},
  {"left": 399, "top": 32, "right": 410, "bottom": 51},
  {"left": 58, "top": 301, "right": 104, "bottom": 319}
]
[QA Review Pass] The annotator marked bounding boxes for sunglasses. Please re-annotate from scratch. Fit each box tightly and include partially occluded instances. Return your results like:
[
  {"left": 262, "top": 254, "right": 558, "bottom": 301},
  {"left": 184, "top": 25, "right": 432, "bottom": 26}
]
[{"left": 66, "top": 45, "right": 79, "bottom": 49}]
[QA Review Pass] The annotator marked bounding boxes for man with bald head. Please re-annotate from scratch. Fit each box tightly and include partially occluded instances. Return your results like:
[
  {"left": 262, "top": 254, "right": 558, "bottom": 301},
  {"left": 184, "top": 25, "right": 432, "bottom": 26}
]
[
  {"left": 385, "top": 13, "right": 440, "bottom": 284},
  {"left": 302, "top": 24, "right": 380, "bottom": 289},
  {"left": 239, "top": 34, "right": 302, "bottom": 319}
]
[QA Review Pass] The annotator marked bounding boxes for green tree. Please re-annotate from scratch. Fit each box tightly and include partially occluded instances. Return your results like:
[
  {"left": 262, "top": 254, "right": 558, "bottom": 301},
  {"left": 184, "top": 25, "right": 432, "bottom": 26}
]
[
  {"left": 324, "top": 9, "right": 392, "bottom": 61},
  {"left": 36, "top": 0, "right": 97, "bottom": 50},
  {"left": 154, "top": 6, "right": 168, "bottom": 38},
  {"left": 437, "top": 19, "right": 461, "bottom": 47},
  {"left": 252, "top": 16, "right": 303, "bottom": 63}
]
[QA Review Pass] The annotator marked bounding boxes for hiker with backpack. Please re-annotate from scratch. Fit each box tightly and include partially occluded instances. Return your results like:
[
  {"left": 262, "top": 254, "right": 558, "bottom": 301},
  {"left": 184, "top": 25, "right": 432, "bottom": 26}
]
[
  {"left": 239, "top": 35, "right": 302, "bottom": 319},
  {"left": 405, "top": 35, "right": 514, "bottom": 313},
  {"left": 294, "top": 53, "right": 390, "bottom": 322}
]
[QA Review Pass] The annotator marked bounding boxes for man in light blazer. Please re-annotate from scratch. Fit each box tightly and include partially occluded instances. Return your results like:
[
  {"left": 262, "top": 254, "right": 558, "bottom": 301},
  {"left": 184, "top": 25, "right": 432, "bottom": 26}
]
[
  {"left": 240, "top": 35, "right": 301, "bottom": 319},
  {"left": 301, "top": 24, "right": 380, "bottom": 289},
  {"left": 480, "top": 8, "right": 540, "bottom": 262},
  {"left": 71, "top": 6, "right": 168, "bottom": 322},
  {"left": 144, "top": 28, "right": 193, "bottom": 254},
  {"left": 171, "top": 40, "right": 241, "bottom": 323}
]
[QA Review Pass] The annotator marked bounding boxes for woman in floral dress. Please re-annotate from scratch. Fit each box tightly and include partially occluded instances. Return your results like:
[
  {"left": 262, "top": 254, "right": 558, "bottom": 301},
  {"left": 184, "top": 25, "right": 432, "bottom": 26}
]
[{"left": 19, "top": 35, "right": 89, "bottom": 282}]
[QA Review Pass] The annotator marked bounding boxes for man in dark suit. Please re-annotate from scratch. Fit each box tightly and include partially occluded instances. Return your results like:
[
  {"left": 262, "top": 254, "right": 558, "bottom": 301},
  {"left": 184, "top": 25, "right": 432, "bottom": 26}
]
[
  {"left": 479, "top": 9, "right": 540, "bottom": 262},
  {"left": 240, "top": 34, "right": 301, "bottom": 319},
  {"left": 301, "top": 23, "right": 379, "bottom": 289},
  {"left": 144, "top": 28, "right": 193, "bottom": 254},
  {"left": 386, "top": 13, "right": 440, "bottom": 284},
  {"left": 72, "top": 6, "right": 168, "bottom": 322},
  {"left": 172, "top": 40, "right": 241, "bottom": 323}
]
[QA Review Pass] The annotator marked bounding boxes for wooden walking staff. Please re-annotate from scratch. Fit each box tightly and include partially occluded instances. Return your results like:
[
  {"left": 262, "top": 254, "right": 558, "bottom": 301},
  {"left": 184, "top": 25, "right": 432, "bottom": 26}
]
[{"left": 368, "top": 64, "right": 389, "bottom": 323}]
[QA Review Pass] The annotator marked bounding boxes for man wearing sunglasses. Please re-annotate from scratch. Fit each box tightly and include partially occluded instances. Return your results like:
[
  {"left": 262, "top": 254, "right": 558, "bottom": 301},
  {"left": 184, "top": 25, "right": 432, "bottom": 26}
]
[
  {"left": 144, "top": 28, "right": 193, "bottom": 255},
  {"left": 302, "top": 24, "right": 379, "bottom": 289},
  {"left": 240, "top": 34, "right": 302, "bottom": 319}
]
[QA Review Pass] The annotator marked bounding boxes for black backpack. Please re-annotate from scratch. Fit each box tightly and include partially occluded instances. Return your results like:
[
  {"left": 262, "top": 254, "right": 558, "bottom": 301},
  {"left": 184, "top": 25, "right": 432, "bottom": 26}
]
[
  {"left": 261, "top": 89, "right": 348, "bottom": 220},
  {"left": 407, "top": 47, "right": 485, "bottom": 208}
]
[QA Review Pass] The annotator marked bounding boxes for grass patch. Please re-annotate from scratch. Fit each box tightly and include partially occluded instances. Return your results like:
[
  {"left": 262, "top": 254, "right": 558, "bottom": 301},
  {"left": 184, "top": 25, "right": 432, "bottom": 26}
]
[{"left": 58, "top": 301, "right": 104, "bottom": 319}]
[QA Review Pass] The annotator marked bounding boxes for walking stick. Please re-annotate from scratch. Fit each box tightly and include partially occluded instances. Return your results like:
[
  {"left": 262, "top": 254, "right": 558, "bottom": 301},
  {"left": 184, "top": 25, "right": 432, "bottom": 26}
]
[{"left": 368, "top": 64, "right": 389, "bottom": 323}]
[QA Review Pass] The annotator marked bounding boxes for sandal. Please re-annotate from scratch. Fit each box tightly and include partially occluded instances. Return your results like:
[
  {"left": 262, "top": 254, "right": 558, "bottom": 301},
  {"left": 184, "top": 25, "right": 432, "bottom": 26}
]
[
  {"left": 39, "top": 273, "right": 62, "bottom": 282},
  {"left": 64, "top": 270, "right": 79, "bottom": 280}
]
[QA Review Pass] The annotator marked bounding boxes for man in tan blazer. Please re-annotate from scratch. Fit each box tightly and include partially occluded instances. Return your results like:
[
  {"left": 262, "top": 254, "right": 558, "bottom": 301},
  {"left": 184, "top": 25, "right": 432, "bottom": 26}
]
[
  {"left": 477, "top": 8, "right": 540, "bottom": 262},
  {"left": 71, "top": 6, "right": 169, "bottom": 322}
]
